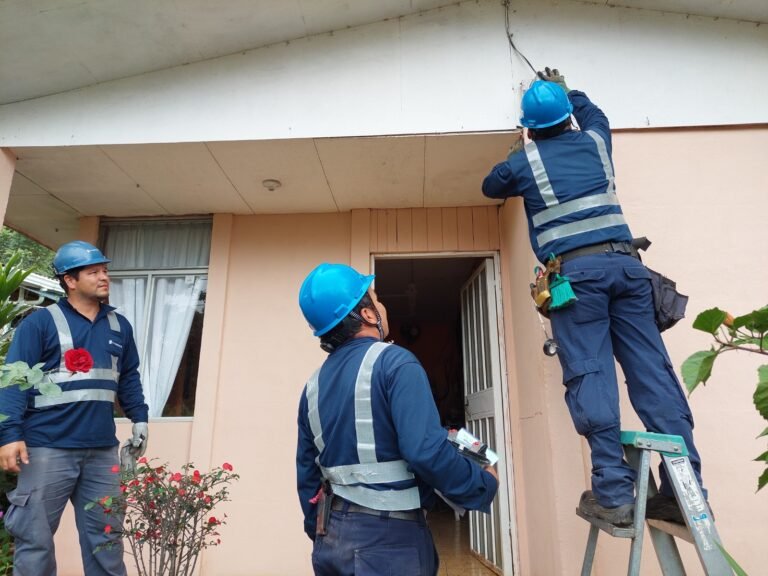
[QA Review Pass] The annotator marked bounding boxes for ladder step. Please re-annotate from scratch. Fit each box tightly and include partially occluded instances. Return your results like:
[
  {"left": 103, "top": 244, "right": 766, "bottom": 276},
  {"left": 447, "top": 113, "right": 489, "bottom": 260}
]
[
  {"left": 647, "top": 519, "right": 694, "bottom": 544},
  {"left": 575, "top": 508, "right": 636, "bottom": 539}
]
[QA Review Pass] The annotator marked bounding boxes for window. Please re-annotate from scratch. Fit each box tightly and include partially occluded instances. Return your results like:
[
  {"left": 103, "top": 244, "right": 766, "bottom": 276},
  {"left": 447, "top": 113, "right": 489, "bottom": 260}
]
[{"left": 101, "top": 219, "right": 211, "bottom": 417}]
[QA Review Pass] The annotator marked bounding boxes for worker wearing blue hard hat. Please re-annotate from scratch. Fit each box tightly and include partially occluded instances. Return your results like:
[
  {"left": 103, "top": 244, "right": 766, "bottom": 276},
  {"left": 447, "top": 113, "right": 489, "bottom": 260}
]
[
  {"left": 482, "top": 68, "right": 709, "bottom": 527},
  {"left": 296, "top": 263, "right": 498, "bottom": 576},
  {"left": 0, "top": 240, "right": 148, "bottom": 575}
]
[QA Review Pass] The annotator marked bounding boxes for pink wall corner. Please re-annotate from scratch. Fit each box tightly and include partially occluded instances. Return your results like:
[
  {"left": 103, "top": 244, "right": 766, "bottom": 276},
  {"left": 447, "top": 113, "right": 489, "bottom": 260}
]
[{"left": 0, "top": 148, "right": 16, "bottom": 225}]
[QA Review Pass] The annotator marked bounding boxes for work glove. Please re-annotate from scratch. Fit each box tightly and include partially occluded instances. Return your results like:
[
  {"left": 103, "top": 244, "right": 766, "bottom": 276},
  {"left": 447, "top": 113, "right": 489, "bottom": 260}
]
[
  {"left": 129, "top": 422, "right": 149, "bottom": 458},
  {"left": 508, "top": 133, "right": 525, "bottom": 157},
  {"left": 537, "top": 67, "right": 570, "bottom": 93}
]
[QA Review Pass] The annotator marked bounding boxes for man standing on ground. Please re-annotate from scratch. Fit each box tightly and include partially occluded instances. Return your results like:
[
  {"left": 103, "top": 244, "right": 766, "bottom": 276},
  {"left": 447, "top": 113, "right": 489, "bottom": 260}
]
[
  {"left": 0, "top": 240, "right": 149, "bottom": 575},
  {"left": 482, "top": 69, "right": 706, "bottom": 525},
  {"left": 296, "top": 263, "right": 498, "bottom": 575}
]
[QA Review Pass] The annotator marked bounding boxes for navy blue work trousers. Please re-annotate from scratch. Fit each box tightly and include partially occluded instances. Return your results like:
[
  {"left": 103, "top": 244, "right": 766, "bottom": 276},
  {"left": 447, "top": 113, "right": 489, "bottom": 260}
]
[
  {"left": 550, "top": 252, "right": 705, "bottom": 508},
  {"left": 312, "top": 504, "right": 438, "bottom": 576}
]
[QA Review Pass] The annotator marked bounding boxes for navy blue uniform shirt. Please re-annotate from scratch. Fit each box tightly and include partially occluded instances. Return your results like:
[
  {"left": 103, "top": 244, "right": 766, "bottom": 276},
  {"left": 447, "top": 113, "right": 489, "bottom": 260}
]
[
  {"left": 0, "top": 299, "right": 148, "bottom": 448},
  {"left": 483, "top": 90, "right": 632, "bottom": 263},
  {"left": 296, "top": 337, "right": 498, "bottom": 539}
]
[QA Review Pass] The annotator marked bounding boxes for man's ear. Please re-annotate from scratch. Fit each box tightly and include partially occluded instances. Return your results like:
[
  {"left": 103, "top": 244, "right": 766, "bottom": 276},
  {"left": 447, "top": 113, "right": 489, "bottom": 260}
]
[
  {"left": 359, "top": 306, "right": 378, "bottom": 324},
  {"left": 62, "top": 274, "right": 77, "bottom": 291}
]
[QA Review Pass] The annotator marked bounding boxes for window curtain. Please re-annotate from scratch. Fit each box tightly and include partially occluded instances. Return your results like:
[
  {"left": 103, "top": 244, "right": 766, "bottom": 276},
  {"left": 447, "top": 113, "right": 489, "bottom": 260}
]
[{"left": 104, "top": 221, "right": 211, "bottom": 416}]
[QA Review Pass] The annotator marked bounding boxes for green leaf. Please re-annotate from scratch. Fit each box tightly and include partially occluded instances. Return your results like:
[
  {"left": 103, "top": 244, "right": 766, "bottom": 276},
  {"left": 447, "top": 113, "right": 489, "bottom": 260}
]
[
  {"left": 0, "top": 414, "right": 6, "bottom": 423},
  {"left": 717, "top": 542, "right": 750, "bottom": 576},
  {"left": 755, "top": 366, "right": 768, "bottom": 421},
  {"left": 38, "top": 380, "right": 62, "bottom": 397},
  {"left": 692, "top": 308, "right": 728, "bottom": 335},
  {"left": 733, "top": 308, "right": 768, "bottom": 334},
  {"left": 758, "top": 427, "right": 768, "bottom": 439},
  {"left": 759, "top": 466, "right": 768, "bottom": 492},
  {"left": 84, "top": 502, "right": 96, "bottom": 511},
  {"left": 681, "top": 350, "right": 718, "bottom": 393},
  {"left": 755, "top": 450, "right": 768, "bottom": 462}
]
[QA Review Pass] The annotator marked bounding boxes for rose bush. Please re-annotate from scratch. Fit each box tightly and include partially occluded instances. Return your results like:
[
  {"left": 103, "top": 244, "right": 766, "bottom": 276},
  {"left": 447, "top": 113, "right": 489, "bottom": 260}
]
[{"left": 88, "top": 458, "right": 239, "bottom": 576}]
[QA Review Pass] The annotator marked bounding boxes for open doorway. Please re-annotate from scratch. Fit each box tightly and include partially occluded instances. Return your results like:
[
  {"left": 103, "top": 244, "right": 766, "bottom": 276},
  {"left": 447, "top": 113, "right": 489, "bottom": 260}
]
[{"left": 374, "top": 255, "right": 514, "bottom": 576}]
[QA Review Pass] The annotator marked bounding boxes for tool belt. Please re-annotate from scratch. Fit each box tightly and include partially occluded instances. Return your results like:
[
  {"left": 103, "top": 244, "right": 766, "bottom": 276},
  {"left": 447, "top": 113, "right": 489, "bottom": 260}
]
[
  {"left": 558, "top": 241, "right": 640, "bottom": 263},
  {"left": 331, "top": 498, "right": 424, "bottom": 522}
]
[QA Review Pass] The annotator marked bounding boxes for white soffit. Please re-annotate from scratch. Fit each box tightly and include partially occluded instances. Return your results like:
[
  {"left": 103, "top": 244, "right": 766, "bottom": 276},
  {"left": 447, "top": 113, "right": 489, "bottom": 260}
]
[
  {"left": 592, "top": 1, "right": 768, "bottom": 24},
  {"left": 206, "top": 139, "right": 338, "bottom": 214},
  {"left": 102, "top": 143, "right": 252, "bottom": 215},
  {"left": 314, "top": 137, "right": 427, "bottom": 211}
]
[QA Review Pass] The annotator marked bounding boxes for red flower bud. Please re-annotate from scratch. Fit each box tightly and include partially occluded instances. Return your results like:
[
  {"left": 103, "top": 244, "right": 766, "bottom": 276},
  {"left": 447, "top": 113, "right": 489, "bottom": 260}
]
[
  {"left": 111, "top": 464, "right": 120, "bottom": 473},
  {"left": 104, "top": 525, "right": 112, "bottom": 534},
  {"left": 64, "top": 348, "right": 93, "bottom": 373},
  {"left": 222, "top": 462, "right": 233, "bottom": 471},
  {"left": 208, "top": 516, "right": 218, "bottom": 525}
]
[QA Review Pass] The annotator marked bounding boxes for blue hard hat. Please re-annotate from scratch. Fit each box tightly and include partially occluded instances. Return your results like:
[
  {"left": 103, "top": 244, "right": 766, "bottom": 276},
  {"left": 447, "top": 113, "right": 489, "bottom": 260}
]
[
  {"left": 299, "top": 263, "right": 375, "bottom": 336},
  {"left": 53, "top": 241, "right": 111, "bottom": 276},
  {"left": 520, "top": 80, "right": 573, "bottom": 129}
]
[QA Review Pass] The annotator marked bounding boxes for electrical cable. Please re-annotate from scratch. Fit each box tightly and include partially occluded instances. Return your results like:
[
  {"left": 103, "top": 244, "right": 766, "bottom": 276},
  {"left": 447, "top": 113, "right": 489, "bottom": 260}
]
[{"left": 502, "top": 0, "right": 537, "bottom": 75}]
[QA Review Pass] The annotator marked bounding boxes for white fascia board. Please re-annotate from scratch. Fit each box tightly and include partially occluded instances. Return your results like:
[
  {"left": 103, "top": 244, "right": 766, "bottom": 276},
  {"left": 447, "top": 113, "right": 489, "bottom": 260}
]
[{"left": 1, "top": 0, "right": 766, "bottom": 148}]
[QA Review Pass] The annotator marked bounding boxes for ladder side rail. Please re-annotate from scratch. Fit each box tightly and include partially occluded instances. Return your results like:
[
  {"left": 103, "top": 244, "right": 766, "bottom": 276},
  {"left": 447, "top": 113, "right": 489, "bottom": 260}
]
[{"left": 661, "top": 454, "right": 733, "bottom": 576}]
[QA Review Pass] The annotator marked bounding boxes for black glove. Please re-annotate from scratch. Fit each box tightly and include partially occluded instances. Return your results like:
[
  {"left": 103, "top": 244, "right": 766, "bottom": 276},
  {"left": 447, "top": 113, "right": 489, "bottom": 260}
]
[{"left": 537, "top": 67, "right": 570, "bottom": 93}]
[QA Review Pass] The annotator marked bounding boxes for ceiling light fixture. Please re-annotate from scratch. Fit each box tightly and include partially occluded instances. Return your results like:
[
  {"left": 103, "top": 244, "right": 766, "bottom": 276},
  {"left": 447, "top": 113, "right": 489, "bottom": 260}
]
[{"left": 261, "top": 178, "right": 282, "bottom": 191}]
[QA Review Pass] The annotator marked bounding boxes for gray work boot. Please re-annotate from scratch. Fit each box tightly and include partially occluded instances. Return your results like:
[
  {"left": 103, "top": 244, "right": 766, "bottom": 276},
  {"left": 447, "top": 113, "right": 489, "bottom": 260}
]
[{"left": 578, "top": 490, "right": 634, "bottom": 527}]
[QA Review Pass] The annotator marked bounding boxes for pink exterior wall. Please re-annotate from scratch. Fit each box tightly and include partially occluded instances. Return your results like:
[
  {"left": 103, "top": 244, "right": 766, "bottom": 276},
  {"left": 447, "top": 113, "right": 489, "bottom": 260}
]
[
  {"left": 47, "top": 126, "right": 768, "bottom": 575},
  {"left": 0, "top": 148, "right": 15, "bottom": 223},
  {"left": 498, "top": 126, "right": 768, "bottom": 575}
]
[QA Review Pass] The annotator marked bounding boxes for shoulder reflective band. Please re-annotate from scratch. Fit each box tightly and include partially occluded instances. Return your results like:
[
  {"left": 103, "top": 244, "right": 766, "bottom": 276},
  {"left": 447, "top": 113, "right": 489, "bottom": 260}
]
[
  {"left": 34, "top": 388, "right": 116, "bottom": 408},
  {"left": 585, "top": 130, "right": 616, "bottom": 194},
  {"left": 46, "top": 304, "right": 73, "bottom": 354},
  {"left": 332, "top": 483, "right": 421, "bottom": 512},
  {"left": 321, "top": 459, "right": 414, "bottom": 486},
  {"left": 524, "top": 141, "right": 559, "bottom": 207},
  {"left": 532, "top": 192, "right": 621, "bottom": 227},
  {"left": 107, "top": 311, "right": 120, "bottom": 332},
  {"left": 305, "top": 368, "right": 324, "bottom": 457},
  {"left": 536, "top": 213, "right": 628, "bottom": 247},
  {"left": 355, "top": 342, "right": 389, "bottom": 464}
]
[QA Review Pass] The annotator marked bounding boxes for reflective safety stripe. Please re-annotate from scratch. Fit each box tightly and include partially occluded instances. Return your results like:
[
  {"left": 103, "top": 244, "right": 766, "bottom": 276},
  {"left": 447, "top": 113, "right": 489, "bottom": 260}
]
[
  {"left": 355, "top": 342, "right": 389, "bottom": 464},
  {"left": 46, "top": 305, "right": 73, "bottom": 354},
  {"left": 525, "top": 142, "right": 559, "bottom": 207},
  {"left": 107, "top": 311, "right": 120, "bottom": 332},
  {"left": 34, "top": 388, "right": 116, "bottom": 408},
  {"left": 305, "top": 369, "right": 324, "bottom": 457},
  {"left": 305, "top": 342, "right": 420, "bottom": 511},
  {"left": 321, "top": 459, "right": 414, "bottom": 486},
  {"left": 536, "top": 213, "right": 628, "bottom": 247},
  {"left": 532, "top": 192, "right": 620, "bottom": 227},
  {"left": 332, "top": 484, "right": 422, "bottom": 512},
  {"left": 48, "top": 367, "right": 119, "bottom": 383},
  {"left": 585, "top": 130, "right": 616, "bottom": 194},
  {"left": 45, "top": 304, "right": 121, "bottom": 384}
]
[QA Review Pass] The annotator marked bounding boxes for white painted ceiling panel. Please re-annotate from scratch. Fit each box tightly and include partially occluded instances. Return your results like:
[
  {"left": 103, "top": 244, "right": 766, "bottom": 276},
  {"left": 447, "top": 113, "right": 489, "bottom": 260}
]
[
  {"left": 5, "top": 194, "right": 81, "bottom": 248},
  {"left": 9, "top": 173, "right": 48, "bottom": 197},
  {"left": 14, "top": 146, "right": 165, "bottom": 216},
  {"left": 207, "top": 139, "right": 337, "bottom": 214},
  {"left": 592, "top": 1, "right": 768, "bottom": 23},
  {"left": 424, "top": 133, "right": 511, "bottom": 207},
  {"left": 315, "top": 137, "right": 426, "bottom": 210},
  {"left": 102, "top": 143, "right": 252, "bottom": 215}
]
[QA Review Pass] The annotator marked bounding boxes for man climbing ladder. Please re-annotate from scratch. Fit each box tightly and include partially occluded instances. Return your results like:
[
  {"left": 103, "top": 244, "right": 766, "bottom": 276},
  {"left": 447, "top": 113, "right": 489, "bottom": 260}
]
[{"left": 482, "top": 67, "right": 707, "bottom": 525}]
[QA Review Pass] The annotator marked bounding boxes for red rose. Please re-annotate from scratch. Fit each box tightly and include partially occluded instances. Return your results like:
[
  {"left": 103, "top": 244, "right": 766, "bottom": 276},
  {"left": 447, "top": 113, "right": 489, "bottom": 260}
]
[{"left": 64, "top": 348, "right": 93, "bottom": 373}]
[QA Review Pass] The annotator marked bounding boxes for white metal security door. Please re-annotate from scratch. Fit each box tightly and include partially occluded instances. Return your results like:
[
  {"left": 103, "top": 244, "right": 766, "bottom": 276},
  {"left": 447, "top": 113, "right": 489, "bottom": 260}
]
[{"left": 461, "top": 258, "right": 513, "bottom": 575}]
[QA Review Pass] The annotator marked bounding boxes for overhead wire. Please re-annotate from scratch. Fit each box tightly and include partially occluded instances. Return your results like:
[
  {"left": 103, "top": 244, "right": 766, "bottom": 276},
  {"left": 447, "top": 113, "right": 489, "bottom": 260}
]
[{"left": 502, "top": 0, "right": 537, "bottom": 75}]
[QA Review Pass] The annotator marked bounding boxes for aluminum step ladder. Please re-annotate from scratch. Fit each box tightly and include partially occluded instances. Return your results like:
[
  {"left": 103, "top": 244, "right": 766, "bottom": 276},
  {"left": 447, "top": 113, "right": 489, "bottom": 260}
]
[{"left": 578, "top": 431, "right": 733, "bottom": 576}]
